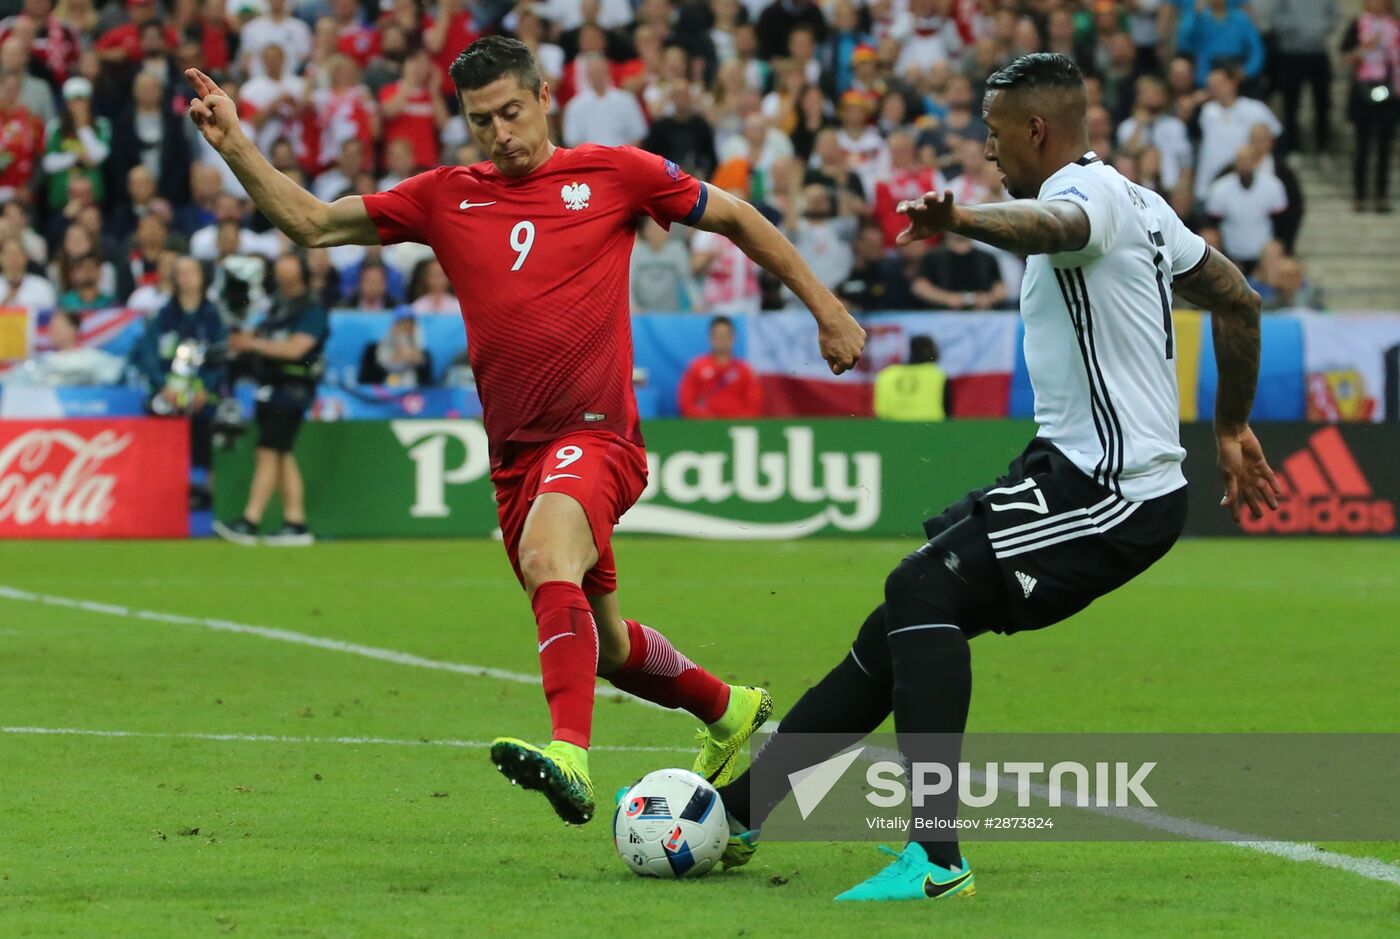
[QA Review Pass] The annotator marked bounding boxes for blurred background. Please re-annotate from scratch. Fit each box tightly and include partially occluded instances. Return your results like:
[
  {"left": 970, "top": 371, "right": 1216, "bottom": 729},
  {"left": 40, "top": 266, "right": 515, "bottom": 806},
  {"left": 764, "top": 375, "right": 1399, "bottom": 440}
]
[{"left": 0, "top": 0, "right": 1395, "bottom": 541}]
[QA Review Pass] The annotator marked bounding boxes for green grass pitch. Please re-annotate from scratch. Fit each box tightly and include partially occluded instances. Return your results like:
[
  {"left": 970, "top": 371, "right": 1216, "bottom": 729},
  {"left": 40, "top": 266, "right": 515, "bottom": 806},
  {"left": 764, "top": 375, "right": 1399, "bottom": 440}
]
[{"left": 1, "top": 537, "right": 1397, "bottom": 937}]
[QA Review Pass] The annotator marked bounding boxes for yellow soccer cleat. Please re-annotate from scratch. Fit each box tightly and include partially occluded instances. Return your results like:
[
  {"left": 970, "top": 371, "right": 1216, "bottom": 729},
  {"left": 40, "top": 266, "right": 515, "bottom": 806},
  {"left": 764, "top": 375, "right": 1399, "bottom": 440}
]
[
  {"left": 693, "top": 685, "right": 773, "bottom": 787},
  {"left": 490, "top": 737, "right": 596, "bottom": 825}
]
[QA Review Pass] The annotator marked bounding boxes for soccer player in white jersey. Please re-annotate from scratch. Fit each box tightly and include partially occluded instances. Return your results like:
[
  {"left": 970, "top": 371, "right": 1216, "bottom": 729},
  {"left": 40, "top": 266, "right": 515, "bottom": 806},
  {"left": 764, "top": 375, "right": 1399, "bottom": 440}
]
[{"left": 710, "top": 53, "right": 1282, "bottom": 902}]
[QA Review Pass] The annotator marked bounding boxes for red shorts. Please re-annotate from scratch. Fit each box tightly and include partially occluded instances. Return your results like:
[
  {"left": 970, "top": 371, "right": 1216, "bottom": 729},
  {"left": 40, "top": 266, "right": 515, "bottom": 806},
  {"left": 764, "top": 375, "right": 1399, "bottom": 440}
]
[{"left": 492, "top": 431, "right": 649, "bottom": 596}]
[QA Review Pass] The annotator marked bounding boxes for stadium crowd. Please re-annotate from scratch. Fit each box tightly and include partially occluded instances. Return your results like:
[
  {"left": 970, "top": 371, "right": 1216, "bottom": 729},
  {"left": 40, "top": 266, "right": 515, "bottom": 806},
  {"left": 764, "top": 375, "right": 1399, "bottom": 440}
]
[{"left": 1, "top": 0, "right": 1396, "bottom": 401}]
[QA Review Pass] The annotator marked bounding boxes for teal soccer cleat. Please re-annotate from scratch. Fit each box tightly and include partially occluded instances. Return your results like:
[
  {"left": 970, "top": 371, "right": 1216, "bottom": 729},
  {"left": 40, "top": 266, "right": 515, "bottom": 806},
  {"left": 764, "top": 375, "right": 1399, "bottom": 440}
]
[{"left": 834, "top": 843, "right": 975, "bottom": 902}]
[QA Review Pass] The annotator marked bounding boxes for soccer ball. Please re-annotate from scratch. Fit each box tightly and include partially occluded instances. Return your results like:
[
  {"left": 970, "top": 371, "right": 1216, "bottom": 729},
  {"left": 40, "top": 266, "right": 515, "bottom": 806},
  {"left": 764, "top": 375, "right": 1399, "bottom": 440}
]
[{"left": 613, "top": 769, "right": 728, "bottom": 878}]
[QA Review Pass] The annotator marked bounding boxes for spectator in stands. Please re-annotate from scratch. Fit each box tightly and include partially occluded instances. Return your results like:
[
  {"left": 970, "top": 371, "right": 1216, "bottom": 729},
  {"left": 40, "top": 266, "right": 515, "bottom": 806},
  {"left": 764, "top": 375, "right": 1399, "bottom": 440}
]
[
  {"left": 1116, "top": 75, "right": 1193, "bottom": 200},
  {"left": 874, "top": 334, "right": 947, "bottom": 422},
  {"left": 872, "top": 130, "right": 945, "bottom": 248},
  {"left": 563, "top": 53, "right": 648, "bottom": 147},
  {"left": 94, "top": 0, "right": 176, "bottom": 76},
  {"left": 106, "top": 165, "right": 158, "bottom": 245},
  {"left": 1271, "top": 0, "right": 1340, "bottom": 156},
  {"left": 1195, "top": 66, "right": 1280, "bottom": 202},
  {"left": 7, "top": 310, "right": 124, "bottom": 386},
  {"left": 0, "top": 236, "right": 56, "bottom": 309},
  {"left": 1177, "top": 0, "right": 1265, "bottom": 89},
  {"left": 190, "top": 193, "right": 279, "bottom": 260},
  {"left": 359, "top": 312, "right": 432, "bottom": 387},
  {"left": 678, "top": 314, "right": 761, "bottom": 418},
  {"left": 0, "top": 201, "right": 47, "bottom": 264},
  {"left": 379, "top": 138, "right": 416, "bottom": 192},
  {"left": 58, "top": 253, "right": 114, "bottom": 312},
  {"left": 643, "top": 82, "right": 718, "bottom": 180},
  {"left": 240, "top": 43, "right": 309, "bottom": 157},
  {"left": 313, "top": 138, "right": 367, "bottom": 203},
  {"left": 756, "top": 0, "right": 825, "bottom": 61},
  {"left": 1249, "top": 123, "right": 1304, "bottom": 252},
  {"left": 242, "top": 0, "right": 313, "bottom": 78},
  {"left": 1206, "top": 144, "right": 1289, "bottom": 276},
  {"left": 308, "top": 55, "right": 378, "bottom": 176},
  {"left": 714, "top": 110, "right": 797, "bottom": 199},
  {"left": 379, "top": 49, "right": 449, "bottom": 172},
  {"left": 631, "top": 217, "right": 702, "bottom": 312},
  {"left": 174, "top": 163, "right": 222, "bottom": 238},
  {"left": 0, "top": 0, "right": 82, "bottom": 85},
  {"left": 137, "top": 255, "right": 225, "bottom": 469},
  {"left": 40, "top": 78, "right": 109, "bottom": 215},
  {"left": 1260, "top": 255, "right": 1325, "bottom": 311},
  {"left": 838, "top": 221, "right": 916, "bottom": 313},
  {"left": 0, "top": 36, "right": 54, "bottom": 128},
  {"left": 912, "top": 232, "right": 1006, "bottom": 311},
  {"left": 834, "top": 90, "right": 888, "bottom": 196},
  {"left": 691, "top": 202, "right": 762, "bottom": 314},
  {"left": 892, "top": 0, "right": 964, "bottom": 82},
  {"left": 306, "top": 248, "right": 343, "bottom": 310},
  {"left": 216, "top": 253, "right": 328, "bottom": 547},
  {"left": 345, "top": 260, "right": 399, "bottom": 311},
  {"left": 785, "top": 183, "right": 858, "bottom": 300},
  {"left": 126, "top": 247, "right": 176, "bottom": 313},
  {"left": 0, "top": 74, "right": 43, "bottom": 205},
  {"left": 110, "top": 70, "right": 191, "bottom": 208},
  {"left": 50, "top": 217, "right": 114, "bottom": 296},
  {"left": 407, "top": 257, "right": 458, "bottom": 316},
  {"left": 1343, "top": 0, "right": 1399, "bottom": 213}
]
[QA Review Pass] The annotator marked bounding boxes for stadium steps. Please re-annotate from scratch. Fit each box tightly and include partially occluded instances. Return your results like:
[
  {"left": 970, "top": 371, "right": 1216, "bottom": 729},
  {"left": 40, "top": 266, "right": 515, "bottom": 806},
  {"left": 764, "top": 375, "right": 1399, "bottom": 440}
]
[{"left": 1289, "top": 0, "right": 1400, "bottom": 311}]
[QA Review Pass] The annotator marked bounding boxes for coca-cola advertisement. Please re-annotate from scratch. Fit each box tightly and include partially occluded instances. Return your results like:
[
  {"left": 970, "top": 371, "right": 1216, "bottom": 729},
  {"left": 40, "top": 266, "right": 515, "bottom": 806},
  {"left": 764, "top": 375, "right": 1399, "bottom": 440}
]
[{"left": 0, "top": 420, "right": 189, "bottom": 539}]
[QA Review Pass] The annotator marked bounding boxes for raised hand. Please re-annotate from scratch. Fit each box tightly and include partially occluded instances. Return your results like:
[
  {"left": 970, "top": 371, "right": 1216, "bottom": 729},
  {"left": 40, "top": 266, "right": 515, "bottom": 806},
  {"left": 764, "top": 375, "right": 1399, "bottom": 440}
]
[
  {"left": 1216, "top": 425, "right": 1281, "bottom": 524},
  {"left": 185, "top": 68, "right": 242, "bottom": 153},
  {"left": 895, "top": 190, "right": 960, "bottom": 246}
]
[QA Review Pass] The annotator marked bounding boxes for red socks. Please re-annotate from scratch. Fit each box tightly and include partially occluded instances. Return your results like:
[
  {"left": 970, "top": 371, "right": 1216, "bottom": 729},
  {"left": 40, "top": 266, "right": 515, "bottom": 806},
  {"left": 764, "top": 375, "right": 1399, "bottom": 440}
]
[
  {"left": 604, "top": 619, "right": 730, "bottom": 724},
  {"left": 531, "top": 581, "right": 599, "bottom": 749}
]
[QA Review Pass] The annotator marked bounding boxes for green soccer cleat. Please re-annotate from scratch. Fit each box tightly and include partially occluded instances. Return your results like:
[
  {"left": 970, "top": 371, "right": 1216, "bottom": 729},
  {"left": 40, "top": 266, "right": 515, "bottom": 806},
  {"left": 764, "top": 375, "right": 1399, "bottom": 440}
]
[
  {"left": 490, "top": 737, "right": 595, "bottom": 825},
  {"left": 721, "top": 825, "right": 760, "bottom": 869},
  {"left": 833, "top": 843, "right": 976, "bottom": 902},
  {"left": 693, "top": 685, "right": 773, "bottom": 786}
]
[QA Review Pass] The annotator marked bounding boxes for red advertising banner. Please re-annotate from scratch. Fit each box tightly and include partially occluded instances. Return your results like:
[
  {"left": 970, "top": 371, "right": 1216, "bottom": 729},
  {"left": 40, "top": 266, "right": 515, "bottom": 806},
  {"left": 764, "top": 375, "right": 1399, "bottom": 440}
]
[{"left": 0, "top": 419, "right": 189, "bottom": 539}]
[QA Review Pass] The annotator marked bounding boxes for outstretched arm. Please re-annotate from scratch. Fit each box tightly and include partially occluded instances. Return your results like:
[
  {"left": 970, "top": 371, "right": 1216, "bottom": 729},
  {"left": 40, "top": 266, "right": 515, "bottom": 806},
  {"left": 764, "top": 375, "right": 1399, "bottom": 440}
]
[
  {"left": 693, "top": 183, "right": 865, "bottom": 375},
  {"left": 186, "top": 69, "right": 379, "bottom": 249},
  {"left": 896, "top": 190, "right": 1090, "bottom": 256},
  {"left": 1172, "top": 245, "right": 1281, "bottom": 523}
]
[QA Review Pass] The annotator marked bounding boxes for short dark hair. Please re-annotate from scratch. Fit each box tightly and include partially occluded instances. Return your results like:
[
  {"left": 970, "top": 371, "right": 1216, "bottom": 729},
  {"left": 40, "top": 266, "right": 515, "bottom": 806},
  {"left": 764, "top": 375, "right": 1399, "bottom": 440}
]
[
  {"left": 985, "top": 52, "right": 1084, "bottom": 93},
  {"left": 709, "top": 315, "right": 735, "bottom": 333},
  {"left": 449, "top": 36, "right": 542, "bottom": 96},
  {"left": 909, "top": 335, "right": 939, "bottom": 364},
  {"left": 52, "top": 310, "right": 82, "bottom": 331}
]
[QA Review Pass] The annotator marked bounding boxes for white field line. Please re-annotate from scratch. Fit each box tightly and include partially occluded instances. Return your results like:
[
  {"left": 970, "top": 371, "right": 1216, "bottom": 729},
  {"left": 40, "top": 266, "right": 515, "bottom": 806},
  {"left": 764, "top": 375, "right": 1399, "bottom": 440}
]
[
  {"left": 0, "top": 725, "right": 690, "bottom": 754},
  {"left": 0, "top": 585, "right": 668, "bottom": 711},
  {"left": 3, "top": 585, "right": 1397, "bottom": 888}
]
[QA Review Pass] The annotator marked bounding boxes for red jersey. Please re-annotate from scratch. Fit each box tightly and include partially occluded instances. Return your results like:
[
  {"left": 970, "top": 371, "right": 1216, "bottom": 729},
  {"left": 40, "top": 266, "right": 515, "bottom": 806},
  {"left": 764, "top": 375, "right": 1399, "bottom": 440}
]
[
  {"left": 873, "top": 166, "right": 946, "bottom": 248},
  {"left": 378, "top": 82, "right": 440, "bottom": 169},
  {"left": 363, "top": 144, "right": 707, "bottom": 467},
  {"left": 678, "top": 354, "right": 762, "bottom": 419},
  {"left": 0, "top": 105, "right": 43, "bottom": 193}
]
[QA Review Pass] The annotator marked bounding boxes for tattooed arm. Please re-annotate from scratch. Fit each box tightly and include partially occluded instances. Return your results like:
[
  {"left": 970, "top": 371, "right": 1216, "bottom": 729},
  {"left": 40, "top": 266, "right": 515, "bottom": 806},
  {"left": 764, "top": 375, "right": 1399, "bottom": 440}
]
[
  {"left": 895, "top": 190, "right": 1090, "bottom": 255},
  {"left": 1172, "top": 245, "right": 1281, "bottom": 523}
]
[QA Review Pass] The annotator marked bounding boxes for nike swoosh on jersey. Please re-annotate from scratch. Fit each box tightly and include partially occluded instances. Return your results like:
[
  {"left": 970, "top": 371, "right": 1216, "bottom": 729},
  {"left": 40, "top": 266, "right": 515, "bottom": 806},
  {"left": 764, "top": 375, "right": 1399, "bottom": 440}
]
[
  {"left": 542, "top": 473, "right": 582, "bottom": 483},
  {"left": 458, "top": 200, "right": 497, "bottom": 210},
  {"left": 923, "top": 870, "right": 973, "bottom": 898}
]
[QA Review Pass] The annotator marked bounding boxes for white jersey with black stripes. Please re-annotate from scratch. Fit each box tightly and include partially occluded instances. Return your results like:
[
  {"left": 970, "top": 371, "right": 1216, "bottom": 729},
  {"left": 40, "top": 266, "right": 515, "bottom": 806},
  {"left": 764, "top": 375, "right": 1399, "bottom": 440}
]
[{"left": 1020, "top": 152, "right": 1206, "bottom": 501}]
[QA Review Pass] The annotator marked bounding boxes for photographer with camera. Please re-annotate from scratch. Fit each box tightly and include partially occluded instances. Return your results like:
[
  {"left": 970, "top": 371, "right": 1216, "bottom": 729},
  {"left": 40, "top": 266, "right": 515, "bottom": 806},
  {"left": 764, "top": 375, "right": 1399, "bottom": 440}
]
[
  {"left": 136, "top": 256, "right": 227, "bottom": 497},
  {"left": 213, "top": 252, "right": 328, "bottom": 547}
]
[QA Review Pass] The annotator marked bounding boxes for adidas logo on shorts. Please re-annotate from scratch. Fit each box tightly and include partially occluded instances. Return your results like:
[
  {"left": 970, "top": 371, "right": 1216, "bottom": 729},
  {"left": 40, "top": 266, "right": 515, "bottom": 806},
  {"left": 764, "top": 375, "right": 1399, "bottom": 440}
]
[{"left": 1015, "top": 571, "right": 1038, "bottom": 598}]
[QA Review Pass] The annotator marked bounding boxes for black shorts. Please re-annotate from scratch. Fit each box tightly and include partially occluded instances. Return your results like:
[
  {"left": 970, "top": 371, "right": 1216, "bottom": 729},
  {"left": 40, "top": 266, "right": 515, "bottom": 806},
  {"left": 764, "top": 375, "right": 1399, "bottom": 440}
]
[
  {"left": 921, "top": 437, "right": 1188, "bottom": 635},
  {"left": 253, "top": 385, "right": 312, "bottom": 453}
]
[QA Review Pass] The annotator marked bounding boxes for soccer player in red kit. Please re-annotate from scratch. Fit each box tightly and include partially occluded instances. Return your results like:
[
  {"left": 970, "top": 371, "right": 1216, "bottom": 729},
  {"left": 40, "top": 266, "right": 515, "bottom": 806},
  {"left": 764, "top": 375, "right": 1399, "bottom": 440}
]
[{"left": 184, "top": 37, "right": 865, "bottom": 826}]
